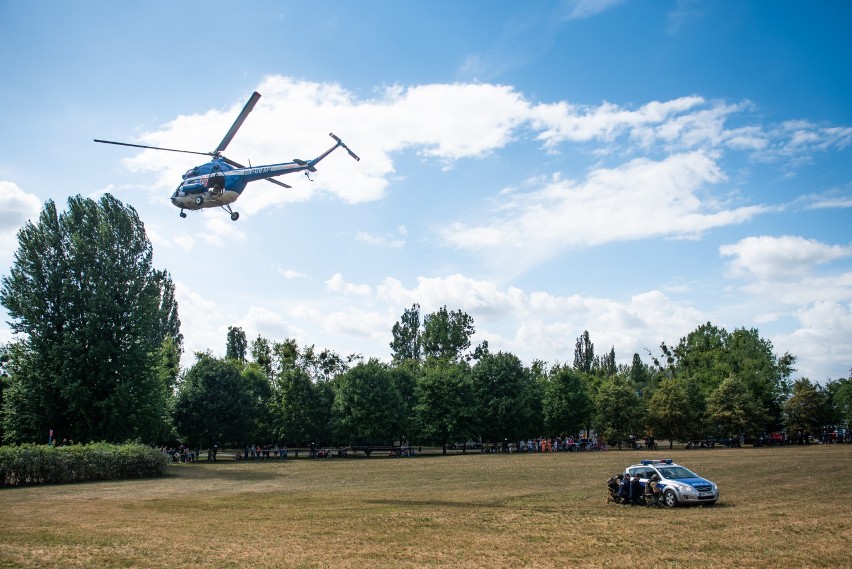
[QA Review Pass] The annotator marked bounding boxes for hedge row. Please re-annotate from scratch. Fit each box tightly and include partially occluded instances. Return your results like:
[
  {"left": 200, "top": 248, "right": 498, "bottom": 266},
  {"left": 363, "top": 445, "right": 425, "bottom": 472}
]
[{"left": 0, "top": 442, "right": 170, "bottom": 487}]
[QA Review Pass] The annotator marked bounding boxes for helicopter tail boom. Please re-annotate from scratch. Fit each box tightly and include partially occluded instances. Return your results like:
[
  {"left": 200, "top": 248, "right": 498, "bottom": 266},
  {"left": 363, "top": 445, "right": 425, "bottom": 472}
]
[{"left": 306, "top": 133, "right": 360, "bottom": 169}]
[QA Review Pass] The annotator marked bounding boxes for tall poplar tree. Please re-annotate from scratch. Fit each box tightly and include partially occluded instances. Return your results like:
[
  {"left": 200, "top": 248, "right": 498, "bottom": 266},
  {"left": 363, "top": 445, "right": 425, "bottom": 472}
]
[{"left": 1, "top": 195, "right": 180, "bottom": 443}]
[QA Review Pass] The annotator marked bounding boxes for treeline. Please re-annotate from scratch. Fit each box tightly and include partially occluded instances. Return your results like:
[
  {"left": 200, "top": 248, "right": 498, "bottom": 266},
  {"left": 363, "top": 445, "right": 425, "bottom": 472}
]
[
  {"left": 1, "top": 195, "right": 851, "bottom": 449},
  {"left": 164, "top": 310, "right": 852, "bottom": 451}
]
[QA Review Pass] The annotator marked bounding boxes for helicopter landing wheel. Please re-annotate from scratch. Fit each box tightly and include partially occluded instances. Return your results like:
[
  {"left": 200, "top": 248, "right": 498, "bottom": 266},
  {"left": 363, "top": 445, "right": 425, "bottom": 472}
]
[
  {"left": 230, "top": 211, "right": 239, "bottom": 221},
  {"left": 179, "top": 211, "right": 187, "bottom": 218},
  {"left": 194, "top": 195, "right": 204, "bottom": 206}
]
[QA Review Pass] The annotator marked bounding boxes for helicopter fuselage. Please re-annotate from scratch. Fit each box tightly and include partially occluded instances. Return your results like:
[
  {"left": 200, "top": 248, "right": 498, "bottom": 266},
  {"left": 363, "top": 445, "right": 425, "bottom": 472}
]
[{"left": 170, "top": 158, "right": 308, "bottom": 211}]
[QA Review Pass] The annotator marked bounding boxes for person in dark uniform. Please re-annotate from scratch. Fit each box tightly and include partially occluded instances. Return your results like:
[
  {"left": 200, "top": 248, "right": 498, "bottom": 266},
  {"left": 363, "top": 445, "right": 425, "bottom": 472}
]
[
  {"left": 607, "top": 473, "right": 624, "bottom": 503},
  {"left": 630, "top": 472, "right": 644, "bottom": 505},
  {"left": 619, "top": 472, "right": 632, "bottom": 504}
]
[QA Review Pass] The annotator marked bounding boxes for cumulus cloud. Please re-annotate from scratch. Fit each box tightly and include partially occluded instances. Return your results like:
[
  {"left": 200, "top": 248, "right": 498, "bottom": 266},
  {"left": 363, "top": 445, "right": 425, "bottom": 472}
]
[
  {"left": 0, "top": 181, "right": 41, "bottom": 265},
  {"left": 0, "top": 181, "right": 40, "bottom": 235},
  {"left": 443, "top": 151, "right": 767, "bottom": 272},
  {"left": 325, "top": 273, "right": 372, "bottom": 296},
  {"left": 772, "top": 301, "right": 852, "bottom": 381},
  {"left": 109, "top": 76, "right": 844, "bottom": 225},
  {"left": 356, "top": 225, "right": 407, "bottom": 248},
  {"left": 323, "top": 272, "right": 703, "bottom": 367},
  {"left": 276, "top": 265, "right": 308, "bottom": 280},
  {"left": 721, "top": 235, "right": 852, "bottom": 281},
  {"left": 174, "top": 281, "right": 226, "bottom": 358}
]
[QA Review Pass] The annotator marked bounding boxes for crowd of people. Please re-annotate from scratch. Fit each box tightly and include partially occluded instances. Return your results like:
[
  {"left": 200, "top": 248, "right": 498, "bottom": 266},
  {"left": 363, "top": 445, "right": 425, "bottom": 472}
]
[
  {"left": 160, "top": 445, "right": 199, "bottom": 463},
  {"left": 235, "top": 444, "right": 288, "bottom": 460},
  {"left": 517, "top": 436, "right": 607, "bottom": 452}
]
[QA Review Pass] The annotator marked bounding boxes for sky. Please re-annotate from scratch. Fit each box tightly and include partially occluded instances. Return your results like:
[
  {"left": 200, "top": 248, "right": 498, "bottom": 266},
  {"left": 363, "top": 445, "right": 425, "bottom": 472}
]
[{"left": 1, "top": 1, "right": 851, "bottom": 382}]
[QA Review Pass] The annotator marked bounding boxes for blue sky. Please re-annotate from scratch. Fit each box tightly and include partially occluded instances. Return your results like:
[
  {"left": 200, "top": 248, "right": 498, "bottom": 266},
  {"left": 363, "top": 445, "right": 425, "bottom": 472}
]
[{"left": 2, "top": 1, "right": 851, "bottom": 382}]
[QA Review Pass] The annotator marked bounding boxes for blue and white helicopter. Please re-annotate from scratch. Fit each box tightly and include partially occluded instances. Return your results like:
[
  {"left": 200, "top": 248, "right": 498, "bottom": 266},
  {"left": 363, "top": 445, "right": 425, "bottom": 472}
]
[{"left": 95, "top": 91, "right": 359, "bottom": 220}]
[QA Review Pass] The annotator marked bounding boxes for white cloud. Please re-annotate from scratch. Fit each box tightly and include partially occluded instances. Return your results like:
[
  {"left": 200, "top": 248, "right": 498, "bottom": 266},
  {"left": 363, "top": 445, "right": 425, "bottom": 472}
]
[
  {"left": 561, "top": 0, "right": 624, "bottom": 20},
  {"left": 0, "top": 181, "right": 41, "bottom": 266},
  {"left": 109, "top": 77, "right": 848, "bottom": 225},
  {"left": 443, "top": 151, "right": 766, "bottom": 272},
  {"left": 0, "top": 181, "right": 40, "bottom": 235},
  {"left": 174, "top": 281, "right": 225, "bottom": 358},
  {"left": 276, "top": 265, "right": 308, "bottom": 280},
  {"left": 325, "top": 273, "right": 372, "bottom": 296},
  {"left": 720, "top": 235, "right": 852, "bottom": 281},
  {"left": 772, "top": 301, "right": 852, "bottom": 381},
  {"left": 240, "top": 305, "right": 304, "bottom": 342},
  {"left": 199, "top": 217, "right": 247, "bottom": 246},
  {"left": 799, "top": 189, "right": 852, "bottom": 210},
  {"left": 356, "top": 225, "right": 407, "bottom": 248},
  {"left": 373, "top": 273, "right": 703, "bottom": 365}
]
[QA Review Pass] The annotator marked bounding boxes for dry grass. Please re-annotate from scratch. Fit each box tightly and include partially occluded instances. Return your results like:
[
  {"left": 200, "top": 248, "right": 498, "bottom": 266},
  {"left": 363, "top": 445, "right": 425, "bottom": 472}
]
[{"left": 1, "top": 445, "right": 850, "bottom": 568}]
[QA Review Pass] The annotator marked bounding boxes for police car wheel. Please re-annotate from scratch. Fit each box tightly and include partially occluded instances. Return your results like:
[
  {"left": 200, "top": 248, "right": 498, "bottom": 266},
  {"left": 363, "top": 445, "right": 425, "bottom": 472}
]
[{"left": 663, "top": 489, "right": 678, "bottom": 508}]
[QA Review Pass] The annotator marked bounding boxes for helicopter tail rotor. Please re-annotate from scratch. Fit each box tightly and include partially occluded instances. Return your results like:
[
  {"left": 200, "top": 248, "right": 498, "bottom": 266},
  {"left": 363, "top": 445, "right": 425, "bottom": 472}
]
[{"left": 329, "top": 132, "right": 361, "bottom": 161}]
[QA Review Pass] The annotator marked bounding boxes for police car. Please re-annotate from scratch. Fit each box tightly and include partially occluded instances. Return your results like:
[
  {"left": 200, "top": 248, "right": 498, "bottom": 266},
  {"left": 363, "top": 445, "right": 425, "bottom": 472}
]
[{"left": 625, "top": 459, "right": 719, "bottom": 507}]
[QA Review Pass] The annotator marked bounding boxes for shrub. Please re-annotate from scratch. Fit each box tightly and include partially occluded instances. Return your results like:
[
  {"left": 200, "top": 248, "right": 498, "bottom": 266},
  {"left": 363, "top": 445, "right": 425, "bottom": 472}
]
[{"left": 0, "top": 442, "right": 170, "bottom": 487}]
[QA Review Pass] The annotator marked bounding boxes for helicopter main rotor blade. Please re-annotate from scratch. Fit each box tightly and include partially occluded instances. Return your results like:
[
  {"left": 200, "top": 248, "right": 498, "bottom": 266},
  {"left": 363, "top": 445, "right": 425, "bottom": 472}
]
[
  {"left": 220, "top": 156, "right": 246, "bottom": 169},
  {"left": 94, "top": 139, "right": 212, "bottom": 157},
  {"left": 220, "top": 155, "right": 292, "bottom": 188},
  {"left": 214, "top": 91, "right": 261, "bottom": 155},
  {"left": 266, "top": 178, "right": 292, "bottom": 189}
]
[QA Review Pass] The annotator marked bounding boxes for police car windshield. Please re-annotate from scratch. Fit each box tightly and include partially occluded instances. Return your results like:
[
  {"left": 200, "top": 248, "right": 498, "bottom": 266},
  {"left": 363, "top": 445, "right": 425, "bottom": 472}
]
[{"left": 658, "top": 466, "right": 697, "bottom": 479}]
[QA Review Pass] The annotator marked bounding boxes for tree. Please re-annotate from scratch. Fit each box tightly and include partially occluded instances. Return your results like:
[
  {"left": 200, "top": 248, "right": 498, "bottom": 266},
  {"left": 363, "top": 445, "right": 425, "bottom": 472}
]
[
  {"left": 573, "top": 331, "right": 595, "bottom": 374},
  {"left": 241, "top": 362, "right": 274, "bottom": 442},
  {"left": 332, "top": 359, "right": 404, "bottom": 445},
  {"left": 390, "top": 362, "right": 420, "bottom": 442},
  {"left": 226, "top": 326, "right": 248, "bottom": 362},
  {"left": 415, "top": 361, "right": 479, "bottom": 453},
  {"left": 0, "top": 345, "right": 8, "bottom": 442},
  {"left": 422, "top": 306, "right": 475, "bottom": 362},
  {"left": 172, "top": 354, "right": 254, "bottom": 447},
  {"left": 783, "top": 378, "right": 829, "bottom": 436},
  {"left": 705, "top": 376, "right": 768, "bottom": 439},
  {"left": 827, "top": 375, "right": 852, "bottom": 430},
  {"left": 272, "top": 367, "right": 322, "bottom": 446},
  {"left": 594, "top": 346, "right": 617, "bottom": 377},
  {"left": 250, "top": 335, "right": 273, "bottom": 379},
  {"left": 594, "top": 375, "right": 641, "bottom": 447},
  {"left": 471, "top": 351, "right": 536, "bottom": 442},
  {"left": 0, "top": 195, "right": 179, "bottom": 444},
  {"left": 646, "top": 377, "right": 696, "bottom": 448},
  {"left": 542, "top": 364, "right": 593, "bottom": 437},
  {"left": 666, "top": 323, "right": 793, "bottom": 435},
  {"left": 628, "top": 353, "right": 654, "bottom": 397},
  {"left": 727, "top": 328, "right": 792, "bottom": 432},
  {"left": 390, "top": 303, "right": 422, "bottom": 364}
]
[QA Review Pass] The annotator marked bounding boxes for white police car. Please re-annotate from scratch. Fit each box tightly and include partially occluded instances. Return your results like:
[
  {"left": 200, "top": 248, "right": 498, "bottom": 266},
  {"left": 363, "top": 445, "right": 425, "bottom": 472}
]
[{"left": 625, "top": 459, "right": 719, "bottom": 507}]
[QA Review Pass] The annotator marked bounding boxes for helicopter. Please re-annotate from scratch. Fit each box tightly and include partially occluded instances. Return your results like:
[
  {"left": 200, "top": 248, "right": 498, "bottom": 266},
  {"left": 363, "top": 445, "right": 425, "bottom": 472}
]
[{"left": 95, "top": 91, "right": 360, "bottom": 220}]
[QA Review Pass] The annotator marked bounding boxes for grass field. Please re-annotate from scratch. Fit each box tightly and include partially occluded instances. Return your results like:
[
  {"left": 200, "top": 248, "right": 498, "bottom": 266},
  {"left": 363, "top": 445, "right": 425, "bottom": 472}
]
[{"left": 1, "top": 444, "right": 850, "bottom": 568}]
